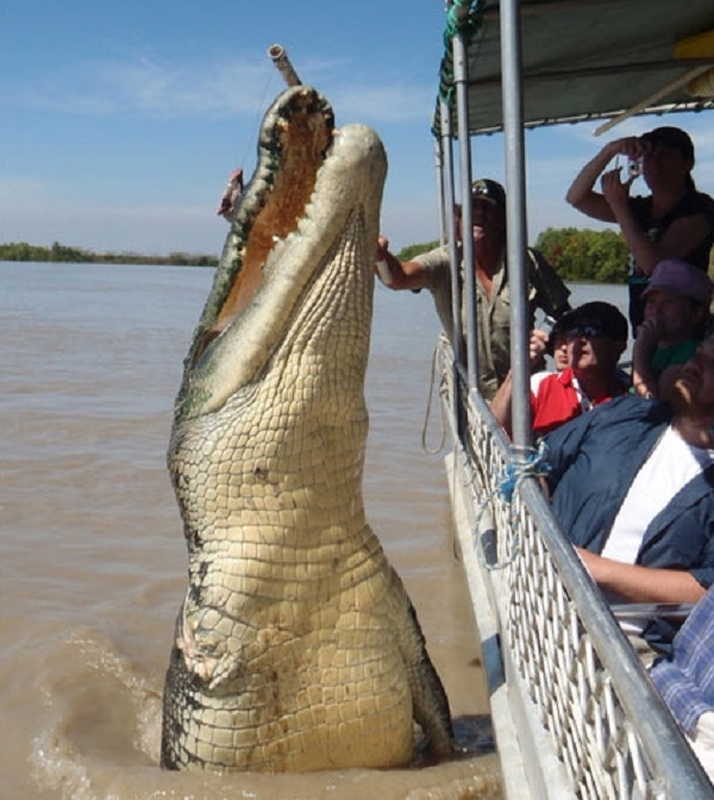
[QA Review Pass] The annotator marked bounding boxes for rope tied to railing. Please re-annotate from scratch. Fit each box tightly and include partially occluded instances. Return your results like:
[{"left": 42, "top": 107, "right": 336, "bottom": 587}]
[
  {"left": 421, "top": 333, "right": 451, "bottom": 455},
  {"left": 432, "top": 0, "right": 484, "bottom": 133},
  {"left": 497, "top": 441, "right": 551, "bottom": 504},
  {"left": 474, "top": 440, "right": 551, "bottom": 570},
  {"left": 439, "top": 1, "right": 483, "bottom": 101},
  {"left": 444, "top": 0, "right": 482, "bottom": 42}
]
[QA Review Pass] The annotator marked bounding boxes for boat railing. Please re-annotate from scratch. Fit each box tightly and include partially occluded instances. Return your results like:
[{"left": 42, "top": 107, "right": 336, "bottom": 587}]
[{"left": 435, "top": 335, "right": 712, "bottom": 799}]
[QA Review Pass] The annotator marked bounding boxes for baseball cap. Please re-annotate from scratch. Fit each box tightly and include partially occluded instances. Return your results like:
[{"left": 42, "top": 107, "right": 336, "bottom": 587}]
[
  {"left": 471, "top": 178, "right": 506, "bottom": 208},
  {"left": 640, "top": 126, "right": 694, "bottom": 162},
  {"left": 642, "top": 259, "right": 714, "bottom": 307},
  {"left": 558, "top": 301, "right": 628, "bottom": 342}
]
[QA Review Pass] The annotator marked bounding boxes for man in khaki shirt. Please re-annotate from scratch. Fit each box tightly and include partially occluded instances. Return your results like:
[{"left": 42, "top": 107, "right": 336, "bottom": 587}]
[{"left": 376, "top": 178, "right": 571, "bottom": 400}]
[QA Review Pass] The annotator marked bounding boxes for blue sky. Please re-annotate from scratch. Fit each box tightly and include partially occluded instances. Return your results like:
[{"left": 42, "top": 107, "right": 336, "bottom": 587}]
[{"left": 1, "top": 0, "right": 712, "bottom": 256}]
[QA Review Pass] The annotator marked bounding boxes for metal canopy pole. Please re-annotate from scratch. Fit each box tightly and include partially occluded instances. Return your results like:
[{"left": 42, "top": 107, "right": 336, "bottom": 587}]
[
  {"left": 452, "top": 32, "right": 478, "bottom": 391},
  {"left": 439, "top": 98, "right": 463, "bottom": 368},
  {"left": 500, "top": 0, "right": 532, "bottom": 453},
  {"left": 435, "top": 140, "right": 447, "bottom": 247}
]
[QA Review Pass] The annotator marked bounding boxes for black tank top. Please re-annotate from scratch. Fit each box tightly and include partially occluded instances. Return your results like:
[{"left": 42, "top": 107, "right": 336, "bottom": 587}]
[{"left": 626, "top": 190, "right": 714, "bottom": 332}]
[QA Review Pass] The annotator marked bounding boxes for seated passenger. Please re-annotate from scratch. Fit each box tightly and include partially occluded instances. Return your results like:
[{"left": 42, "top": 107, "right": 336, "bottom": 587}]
[
  {"left": 649, "top": 585, "right": 714, "bottom": 782},
  {"left": 632, "top": 258, "right": 714, "bottom": 399},
  {"left": 542, "top": 336, "right": 714, "bottom": 643},
  {"left": 375, "top": 178, "right": 571, "bottom": 400},
  {"left": 491, "top": 301, "right": 630, "bottom": 438}
]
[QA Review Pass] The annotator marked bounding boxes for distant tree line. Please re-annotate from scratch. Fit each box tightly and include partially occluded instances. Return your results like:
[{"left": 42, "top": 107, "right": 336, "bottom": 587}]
[
  {"left": 0, "top": 241, "right": 219, "bottom": 267},
  {"left": 397, "top": 228, "right": 628, "bottom": 284},
  {"left": 534, "top": 227, "right": 628, "bottom": 283},
  {"left": 397, "top": 240, "right": 440, "bottom": 261},
  {"left": 2, "top": 228, "right": 628, "bottom": 281}
]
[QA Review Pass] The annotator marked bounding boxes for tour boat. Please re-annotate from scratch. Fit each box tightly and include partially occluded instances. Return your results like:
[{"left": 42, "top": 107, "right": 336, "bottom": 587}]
[{"left": 433, "top": 2, "right": 713, "bottom": 797}]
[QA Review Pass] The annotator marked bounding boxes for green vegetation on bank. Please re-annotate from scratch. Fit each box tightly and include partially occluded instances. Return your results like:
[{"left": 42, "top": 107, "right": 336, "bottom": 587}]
[
  {"left": 535, "top": 227, "right": 628, "bottom": 283},
  {"left": 2, "top": 227, "right": 628, "bottom": 282},
  {"left": 397, "top": 241, "right": 441, "bottom": 261},
  {"left": 0, "top": 241, "right": 218, "bottom": 267}
]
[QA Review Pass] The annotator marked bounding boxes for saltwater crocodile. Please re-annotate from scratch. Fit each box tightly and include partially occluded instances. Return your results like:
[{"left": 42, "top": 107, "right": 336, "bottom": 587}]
[{"left": 160, "top": 84, "right": 454, "bottom": 773}]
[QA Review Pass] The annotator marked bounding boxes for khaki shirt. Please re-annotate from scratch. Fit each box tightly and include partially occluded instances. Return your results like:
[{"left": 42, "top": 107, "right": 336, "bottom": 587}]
[{"left": 416, "top": 246, "right": 570, "bottom": 400}]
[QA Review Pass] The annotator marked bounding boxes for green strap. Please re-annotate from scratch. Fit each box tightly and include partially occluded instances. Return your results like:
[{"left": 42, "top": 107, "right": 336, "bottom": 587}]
[{"left": 432, "top": 1, "right": 484, "bottom": 136}]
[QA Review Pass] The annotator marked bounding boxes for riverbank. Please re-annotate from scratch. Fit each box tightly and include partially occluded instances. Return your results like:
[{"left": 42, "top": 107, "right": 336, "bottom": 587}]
[{"left": 0, "top": 241, "right": 218, "bottom": 267}]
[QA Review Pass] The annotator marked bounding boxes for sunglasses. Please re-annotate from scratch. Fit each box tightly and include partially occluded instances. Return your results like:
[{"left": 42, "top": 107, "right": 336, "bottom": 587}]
[{"left": 565, "top": 324, "right": 604, "bottom": 340}]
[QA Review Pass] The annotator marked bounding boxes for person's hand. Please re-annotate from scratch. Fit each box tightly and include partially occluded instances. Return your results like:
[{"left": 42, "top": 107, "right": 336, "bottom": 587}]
[
  {"left": 375, "top": 236, "right": 395, "bottom": 285},
  {"left": 529, "top": 329, "right": 549, "bottom": 368},
  {"left": 632, "top": 317, "right": 662, "bottom": 398},
  {"left": 607, "top": 136, "right": 645, "bottom": 161},
  {"left": 376, "top": 236, "right": 390, "bottom": 261},
  {"left": 601, "top": 168, "right": 633, "bottom": 213},
  {"left": 634, "top": 317, "right": 662, "bottom": 352}
]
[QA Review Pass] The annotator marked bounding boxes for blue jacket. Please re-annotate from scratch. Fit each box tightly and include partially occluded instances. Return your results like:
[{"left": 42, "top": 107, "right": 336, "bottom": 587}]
[{"left": 544, "top": 396, "right": 714, "bottom": 591}]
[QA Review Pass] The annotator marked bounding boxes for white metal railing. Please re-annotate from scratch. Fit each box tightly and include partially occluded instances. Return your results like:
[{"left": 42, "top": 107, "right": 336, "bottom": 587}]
[{"left": 435, "top": 335, "right": 713, "bottom": 800}]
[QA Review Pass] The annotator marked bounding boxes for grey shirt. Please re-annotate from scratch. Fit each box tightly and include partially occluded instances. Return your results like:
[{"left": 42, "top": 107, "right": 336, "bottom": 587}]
[{"left": 416, "top": 246, "right": 570, "bottom": 400}]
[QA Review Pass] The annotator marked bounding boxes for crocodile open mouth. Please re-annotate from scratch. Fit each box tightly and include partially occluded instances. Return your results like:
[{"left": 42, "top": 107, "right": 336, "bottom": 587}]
[
  {"left": 172, "top": 85, "right": 386, "bottom": 425},
  {"left": 194, "top": 87, "right": 335, "bottom": 363}
]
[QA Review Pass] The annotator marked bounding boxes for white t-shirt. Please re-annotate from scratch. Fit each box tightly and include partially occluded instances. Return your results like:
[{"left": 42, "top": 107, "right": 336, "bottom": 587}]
[{"left": 603, "top": 425, "right": 714, "bottom": 565}]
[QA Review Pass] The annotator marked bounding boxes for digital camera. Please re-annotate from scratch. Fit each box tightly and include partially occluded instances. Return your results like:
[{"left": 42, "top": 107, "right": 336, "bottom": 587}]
[{"left": 628, "top": 159, "right": 642, "bottom": 177}]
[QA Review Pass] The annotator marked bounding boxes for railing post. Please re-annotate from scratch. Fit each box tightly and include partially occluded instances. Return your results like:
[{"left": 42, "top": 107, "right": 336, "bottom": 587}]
[
  {"left": 439, "top": 97, "right": 467, "bottom": 438},
  {"left": 500, "top": 0, "right": 532, "bottom": 456},
  {"left": 452, "top": 32, "right": 478, "bottom": 392}
]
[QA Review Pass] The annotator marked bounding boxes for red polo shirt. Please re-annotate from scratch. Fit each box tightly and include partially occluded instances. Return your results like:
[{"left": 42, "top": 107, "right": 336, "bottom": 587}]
[{"left": 530, "top": 368, "right": 628, "bottom": 438}]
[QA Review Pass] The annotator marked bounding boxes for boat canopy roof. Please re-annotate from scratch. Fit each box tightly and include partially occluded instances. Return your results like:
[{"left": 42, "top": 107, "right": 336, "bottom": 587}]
[{"left": 435, "top": 0, "right": 714, "bottom": 137}]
